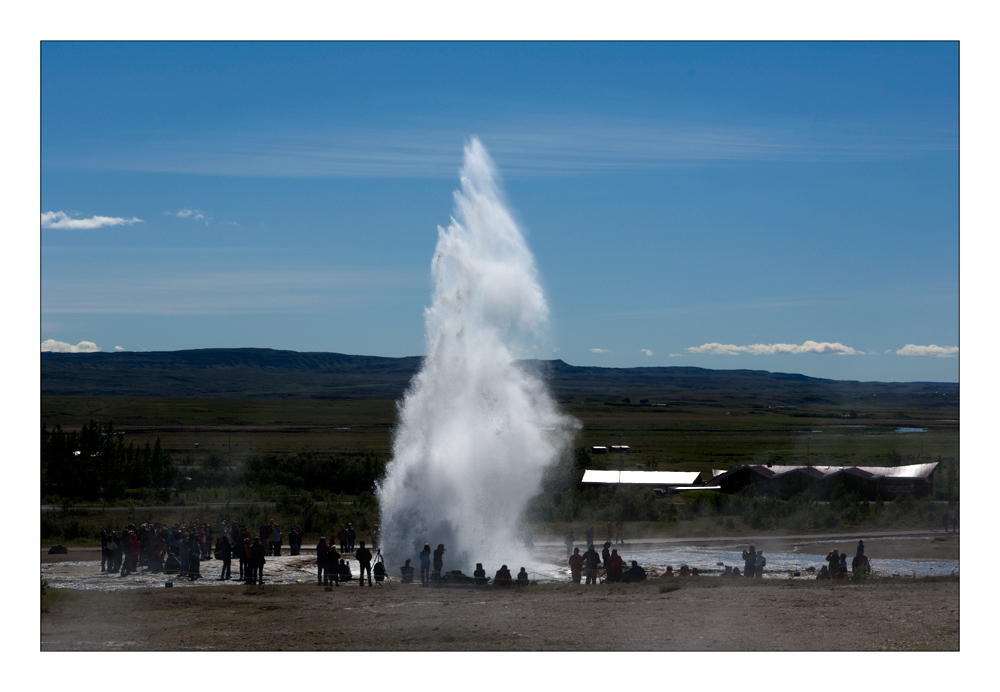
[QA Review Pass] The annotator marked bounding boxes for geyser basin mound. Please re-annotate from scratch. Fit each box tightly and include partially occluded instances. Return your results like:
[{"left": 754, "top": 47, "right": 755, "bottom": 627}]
[{"left": 376, "top": 138, "right": 578, "bottom": 574}]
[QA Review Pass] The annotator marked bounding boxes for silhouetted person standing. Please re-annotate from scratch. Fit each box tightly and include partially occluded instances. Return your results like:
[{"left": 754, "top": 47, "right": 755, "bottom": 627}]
[
  {"left": 754, "top": 551, "right": 766, "bottom": 578},
  {"left": 356, "top": 540, "right": 373, "bottom": 586},
  {"left": 419, "top": 543, "right": 431, "bottom": 587},
  {"left": 238, "top": 537, "right": 249, "bottom": 581},
  {"left": 327, "top": 539, "right": 341, "bottom": 586},
  {"left": 218, "top": 535, "right": 232, "bottom": 580},
  {"left": 187, "top": 534, "right": 201, "bottom": 580},
  {"left": 250, "top": 537, "right": 265, "bottom": 584},
  {"left": 826, "top": 549, "right": 840, "bottom": 579},
  {"left": 433, "top": 544, "right": 446, "bottom": 583},
  {"left": 316, "top": 537, "right": 329, "bottom": 585},
  {"left": 743, "top": 545, "right": 757, "bottom": 578},
  {"left": 568, "top": 548, "right": 583, "bottom": 583},
  {"left": 583, "top": 544, "right": 601, "bottom": 585},
  {"left": 608, "top": 548, "right": 623, "bottom": 582},
  {"left": 100, "top": 530, "right": 109, "bottom": 573}
]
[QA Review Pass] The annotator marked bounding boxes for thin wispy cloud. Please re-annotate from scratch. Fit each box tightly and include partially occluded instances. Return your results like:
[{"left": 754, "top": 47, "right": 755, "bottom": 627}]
[
  {"left": 42, "top": 268, "right": 424, "bottom": 316},
  {"left": 45, "top": 115, "right": 956, "bottom": 180},
  {"left": 41, "top": 339, "right": 100, "bottom": 353},
  {"left": 165, "top": 208, "right": 211, "bottom": 224},
  {"left": 896, "top": 344, "right": 959, "bottom": 357},
  {"left": 687, "top": 340, "right": 863, "bottom": 356},
  {"left": 640, "top": 349, "right": 653, "bottom": 357},
  {"left": 41, "top": 211, "right": 143, "bottom": 229},
  {"left": 590, "top": 348, "right": 610, "bottom": 354},
  {"left": 610, "top": 283, "right": 958, "bottom": 322}
]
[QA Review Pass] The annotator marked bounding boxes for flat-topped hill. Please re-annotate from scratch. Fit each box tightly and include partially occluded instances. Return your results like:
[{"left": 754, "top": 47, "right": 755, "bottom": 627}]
[{"left": 41, "top": 348, "right": 958, "bottom": 412}]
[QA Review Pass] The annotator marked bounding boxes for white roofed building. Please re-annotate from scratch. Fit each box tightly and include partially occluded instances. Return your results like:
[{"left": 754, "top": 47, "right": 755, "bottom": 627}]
[{"left": 709, "top": 462, "right": 939, "bottom": 500}]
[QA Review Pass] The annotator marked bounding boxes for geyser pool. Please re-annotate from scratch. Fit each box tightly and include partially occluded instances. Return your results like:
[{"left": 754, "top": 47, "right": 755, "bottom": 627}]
[{"left": 376, "top": 138, "right": 578, "bottom": 574}]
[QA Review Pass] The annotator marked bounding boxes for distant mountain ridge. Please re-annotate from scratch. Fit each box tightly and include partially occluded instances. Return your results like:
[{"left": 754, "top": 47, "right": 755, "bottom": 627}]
[{"left": 41, "top": 348, "right": 958, "bottom": 408}]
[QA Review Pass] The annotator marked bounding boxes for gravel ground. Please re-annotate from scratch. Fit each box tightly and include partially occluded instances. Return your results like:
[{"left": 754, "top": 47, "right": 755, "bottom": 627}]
[{"left": 40, "top": 577, "right": 958, "bottom": 651}]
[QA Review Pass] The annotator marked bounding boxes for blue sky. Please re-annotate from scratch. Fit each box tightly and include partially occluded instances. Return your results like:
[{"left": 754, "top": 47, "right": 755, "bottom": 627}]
[{"left": 40, "top": 41, "right": 959, "bottom": 382}]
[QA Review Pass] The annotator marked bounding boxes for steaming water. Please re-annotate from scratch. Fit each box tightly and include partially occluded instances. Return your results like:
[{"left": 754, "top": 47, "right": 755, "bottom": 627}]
[
  {"left": 527, "top": 543, "right": 958, "bottom": 581},
  {"left": 42, "top": 554, "right": 328, "bottom": 592},
  {"left": 376, "top": 138, "right": 578, "bottom": 574}
]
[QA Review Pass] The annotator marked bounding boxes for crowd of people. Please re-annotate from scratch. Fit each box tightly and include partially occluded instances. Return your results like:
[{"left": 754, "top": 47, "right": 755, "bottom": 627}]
[
  {"left": 97, "top": 518, "right": 351, "bottom": 584},
  {"left": 562, "top": 535, "right": 877, "bottom": 583},
  {"left": 95, "top": 522, "right": 878, "bottom": 587},
  {"left": 99, "top": 520, "right": 222, "bottom": 580},
  {"left": 567, "top": 540, "right": 648, "bottom": 584},
  {"left": 739, "top": 545, "right": 767, "bottom": 578},
  {"left": 315, "top": 534, "right": 385, "bottom": 587},
  {"left": 816, "top": 540, "right": 870, "bottom": 580},
  {"left": 387, "top": 543, "right": 533, "bottom": 588}
]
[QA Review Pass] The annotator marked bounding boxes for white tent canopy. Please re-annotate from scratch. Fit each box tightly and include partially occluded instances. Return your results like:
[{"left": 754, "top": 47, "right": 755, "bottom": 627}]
[{"left": 582, "top": 470, "right": 703, "bottom": 486}]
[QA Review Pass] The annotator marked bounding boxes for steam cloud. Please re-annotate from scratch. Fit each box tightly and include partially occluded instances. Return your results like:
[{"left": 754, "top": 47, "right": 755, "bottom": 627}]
[{"left": 376, "top": 138, "right": 578, "bottom": 573}]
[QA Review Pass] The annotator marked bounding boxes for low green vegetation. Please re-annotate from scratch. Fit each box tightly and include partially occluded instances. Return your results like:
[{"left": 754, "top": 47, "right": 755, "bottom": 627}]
[{"left": 525, "top": 485, "right": 957, "bottom": 538}]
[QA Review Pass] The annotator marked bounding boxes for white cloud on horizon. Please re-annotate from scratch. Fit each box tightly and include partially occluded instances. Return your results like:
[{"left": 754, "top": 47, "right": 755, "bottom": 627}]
[
  {"left": 41, "top": 339, "right": 100, "bottom": 353},
  {"left": 590, "top": 348, "right": 610, "bottom": 354},
  {"left": 896, "top": 344, "right": 959, "bottom": 357},
  {"left": 114, "top": 346, "right": 125, "bottom": 351},
  {"left": 687, "top": 340, "right": 863, "bottom": 356},
  {"left": 640, "top": 349, "right": 653, "bottom": 357},
  {"left": 41, "top": 211, "right": 143, "bottom": 230}
]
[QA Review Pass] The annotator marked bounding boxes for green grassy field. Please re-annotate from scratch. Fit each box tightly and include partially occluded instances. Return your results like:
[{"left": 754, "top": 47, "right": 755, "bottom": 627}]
[
  {"left": 42, "top": 395, "right": 958, "bottom": 476},
  {"left": 42, "top": 396, "right": 399, "bottom": 463}
]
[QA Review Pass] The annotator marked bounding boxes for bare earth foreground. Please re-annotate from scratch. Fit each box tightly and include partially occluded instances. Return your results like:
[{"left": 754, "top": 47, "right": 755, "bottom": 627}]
[{"left": 41, "top": 536, "right": 958, "bottom": 651}]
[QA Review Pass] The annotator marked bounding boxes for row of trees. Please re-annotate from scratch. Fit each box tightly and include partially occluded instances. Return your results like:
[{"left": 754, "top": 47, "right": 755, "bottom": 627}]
[
  {"left": 41, "top": 418, "right": 389, "bottom": 504},
  {"left": 243, "top": 452, "right": 387, "bottom": 496},
  {"left": 41, "top": 420, "right": 176, "bottom": 502}
]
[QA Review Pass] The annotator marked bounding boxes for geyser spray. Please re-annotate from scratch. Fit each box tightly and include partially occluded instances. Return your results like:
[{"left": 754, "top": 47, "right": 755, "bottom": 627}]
[{"left": 376, "top": 137, "right": 578, "bottom": 575}]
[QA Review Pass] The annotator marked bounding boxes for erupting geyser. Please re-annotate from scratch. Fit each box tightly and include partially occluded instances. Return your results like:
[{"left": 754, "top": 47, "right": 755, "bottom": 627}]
[{"left": 376, "top": 138, "right": 578, "bottom": 573}]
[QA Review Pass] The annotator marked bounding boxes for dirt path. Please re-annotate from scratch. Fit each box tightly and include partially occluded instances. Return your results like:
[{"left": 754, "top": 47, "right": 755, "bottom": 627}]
[{"left": 40, "top": 576, "right": 958, "bottom": 651}]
